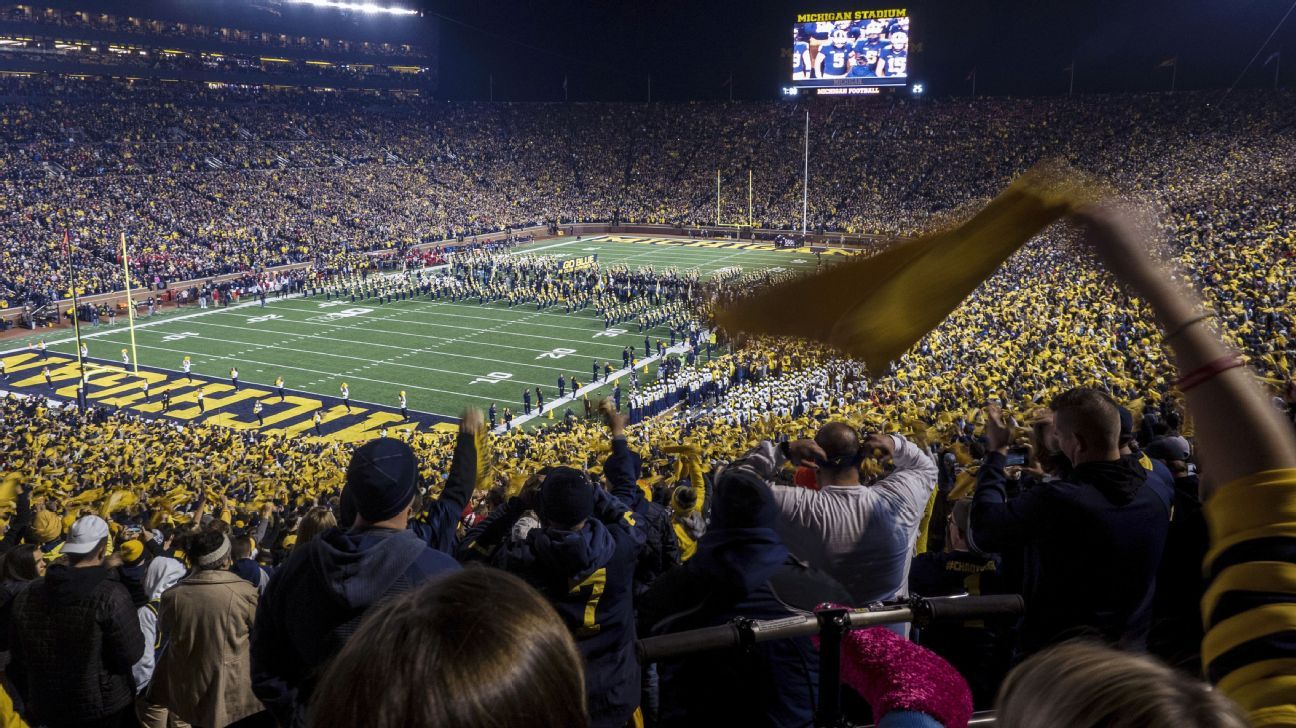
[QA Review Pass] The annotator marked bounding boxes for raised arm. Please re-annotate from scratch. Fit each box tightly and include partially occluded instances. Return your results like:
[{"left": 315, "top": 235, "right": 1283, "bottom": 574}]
[
  {"left": 598, "top": 399, "right": 638, "bottom": 505},
  {"left": 456, "top": 495, "right": 525, "bottom": 563},
  {"left": 1, "top": 481, "right": 30, "bottom": 549},
  {"left": 1076, "top": 205, "right": 1296, "bottom": 489},
  {"left": 681, "top": 445, "right": 707, "bottom": 517},
  {"left": 970, "top": 407, "right": 1053, "bottom": 552},
  {"left": 1076, "top": 203, "right": 1296, "bottom": 724},
  {"left": 867, "top": 433, "right": 939, "bottom": 511},
  {"left": 440, "top": 409, "right": 485, "bottom": 513},
  {"left": 252, "top": 503, "right": 273, "bottom": 545}
]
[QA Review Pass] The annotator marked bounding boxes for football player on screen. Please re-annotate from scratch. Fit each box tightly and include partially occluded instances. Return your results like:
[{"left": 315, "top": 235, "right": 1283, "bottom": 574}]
[
  {"left": 816, "top": 27, "right": 853, "bottom": 78},
  {"left": 856, "top": 21, "right": 888, "bottom": 56},
  {"left": 880, "top": 31, "right": 908, "bottom": 77},
  {"left": 792, "top": 27, "right": 811, "bottom": 80},
  {"left": 851, "top": 21, "right": 888, "bottom": 77}
]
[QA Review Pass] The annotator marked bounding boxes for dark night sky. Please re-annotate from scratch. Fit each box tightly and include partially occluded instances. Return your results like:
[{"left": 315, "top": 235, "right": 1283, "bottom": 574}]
[{"left": 422, "top": 0, "right": 1295, "bottom": 100}]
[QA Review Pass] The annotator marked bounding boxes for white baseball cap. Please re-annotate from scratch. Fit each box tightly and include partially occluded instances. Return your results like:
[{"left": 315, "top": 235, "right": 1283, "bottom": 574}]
[{"left": 62, "top": 515, "right": 110, "bottom": 555}]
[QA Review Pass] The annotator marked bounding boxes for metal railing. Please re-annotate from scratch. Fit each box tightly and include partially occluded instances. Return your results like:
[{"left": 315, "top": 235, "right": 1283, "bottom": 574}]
[{"left": 637, "top": 594, "right": 1023, "bottom": 728}]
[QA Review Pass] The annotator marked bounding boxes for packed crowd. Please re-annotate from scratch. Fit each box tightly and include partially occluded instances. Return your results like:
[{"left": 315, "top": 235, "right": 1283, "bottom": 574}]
[
  {"left": 0, "top": 76, "right": 1294, "bottom": 727},
  {"left": 0, "top": 42, "right": 430, "bottom": 84},
  {"left": 2, "top": 76, "right": 1292, "bottom": 312},
  {"left": 2, "top": 201, "right": 1294, "bottom": 726}
]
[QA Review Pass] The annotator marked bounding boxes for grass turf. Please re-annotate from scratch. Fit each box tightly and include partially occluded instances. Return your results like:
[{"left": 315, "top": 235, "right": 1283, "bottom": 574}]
[{"left": 22, "top": 236, "right": 822, "bottom": 424}]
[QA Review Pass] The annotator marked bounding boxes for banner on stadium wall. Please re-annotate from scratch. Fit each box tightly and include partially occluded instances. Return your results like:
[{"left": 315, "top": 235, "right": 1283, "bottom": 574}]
[{"left": 560, "top": 255, "right": 598, "bottom": 272}]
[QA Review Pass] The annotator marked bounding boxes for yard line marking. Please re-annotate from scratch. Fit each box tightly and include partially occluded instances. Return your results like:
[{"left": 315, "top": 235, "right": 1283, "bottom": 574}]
[
  {"left": 258, "top": 301, "right": 633, "bottom": 350},
  {"left": 511, "top": 239, "right": 580, "bottom": 254},
  {"left": 273, "top": 298, "right": 618, "bottom": 335},
  {"left": 198, "top": 299, "right": 668, "bottom": 357},
  {"left": 30, "top": 293, "right": 307, "bottom": 348},
  {"left": 81, "top": 328, "right": 554, "bottom": 388},
  {"left": 53, "top": 336, "right": 511, "bottom": 406}
]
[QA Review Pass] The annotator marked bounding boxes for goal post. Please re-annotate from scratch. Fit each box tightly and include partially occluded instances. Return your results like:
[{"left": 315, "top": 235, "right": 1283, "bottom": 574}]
[{"left": 714, "top": 223, "right": 754, "bottom": 240}]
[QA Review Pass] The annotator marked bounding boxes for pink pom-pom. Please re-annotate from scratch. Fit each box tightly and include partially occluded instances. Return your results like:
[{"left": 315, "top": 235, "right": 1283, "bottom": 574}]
[{"left": 814, "top": 611, "right": 972, "bottom": 728}]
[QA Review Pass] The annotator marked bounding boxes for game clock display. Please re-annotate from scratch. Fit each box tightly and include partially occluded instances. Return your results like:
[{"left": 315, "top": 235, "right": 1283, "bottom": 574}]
[{"left": 792, "top": 8, "right": 910, "bottom": 90}]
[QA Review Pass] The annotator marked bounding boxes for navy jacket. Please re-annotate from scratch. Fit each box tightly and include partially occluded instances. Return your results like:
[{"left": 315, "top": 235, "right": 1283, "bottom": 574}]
[
  {"left": 411, "top": 431, "right": 477, "bottom": 554},
  {"left": 638, "top": 525, "right": 851, "bottom": 728},
  {"left": 460, "top": 437, "right": 645, "bottom": 728},
  {"left": 971, "top": 452, "right": 1170, "bottom": 656},
  {"left": 628, "top": 489, "right": 682, "bottom": 596},
  {"left": 251, "top": 527, "right": 460, "bottom": 725}
]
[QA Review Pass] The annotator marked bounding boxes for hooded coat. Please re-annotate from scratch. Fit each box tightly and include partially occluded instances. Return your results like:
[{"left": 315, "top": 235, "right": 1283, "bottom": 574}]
[
  {"left": 459, "top": 436, "right": 646, "bottom": 728},
  {"left": 7, "top": 564, "right": 144, "bottom": 726},
  {"left": 150, "top": 569, "right": 262, "bottom": 727},
  {"left": 638, "top": 470, "right": 852, "bottom": 728},
  {"left": 250, "top": 527, "right": 460, "bottom": 726},
  {"left": 971, "top": 451, "right": 1171, "bottom": 656},
  {"left": 133, "top": 556, "right": 187, "bottom": 691}
]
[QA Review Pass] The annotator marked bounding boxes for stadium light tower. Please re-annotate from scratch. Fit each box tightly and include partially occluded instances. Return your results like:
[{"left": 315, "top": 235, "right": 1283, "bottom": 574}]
[
  {"left": 912, "top": 83, "right": 925, "bottom": 96},
  {"left": 286, "top": 0, "right": 420, "bottom": 16}
]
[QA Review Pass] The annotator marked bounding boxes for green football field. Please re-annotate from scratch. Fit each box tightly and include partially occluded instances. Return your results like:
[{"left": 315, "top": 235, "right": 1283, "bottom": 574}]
[{"left": 20, "top": 235, "right": 827, "bottom": 428}]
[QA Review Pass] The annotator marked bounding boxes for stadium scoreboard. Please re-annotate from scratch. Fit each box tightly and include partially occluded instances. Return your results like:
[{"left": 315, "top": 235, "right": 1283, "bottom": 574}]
[{"left": 790, "top": 8, "right": 910, "bottom": 95}]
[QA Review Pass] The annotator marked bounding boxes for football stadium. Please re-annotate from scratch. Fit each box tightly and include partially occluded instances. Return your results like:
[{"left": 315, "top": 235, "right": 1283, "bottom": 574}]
[
  {"left": 4, "top": 235, "right": 836, "bottom": 438},
  {"left": 0, "top": 1, "right": 1293, "bottom": 727}
]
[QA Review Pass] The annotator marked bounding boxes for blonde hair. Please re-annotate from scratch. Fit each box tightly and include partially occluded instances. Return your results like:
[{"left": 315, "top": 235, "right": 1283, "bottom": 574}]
[
  {"left": 296, "top": 507, "right": 337, "bottom": 546},
  {"left": 996, "top": 642, "right": 1247, "bottom": 728}
]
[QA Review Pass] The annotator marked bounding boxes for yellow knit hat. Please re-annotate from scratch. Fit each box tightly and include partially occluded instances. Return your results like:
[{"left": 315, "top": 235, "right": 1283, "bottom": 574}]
[
  {"left": 118, "top": 539, "right": 144, "bottom": 565},
  {"left": 31, "top": 511, "right": 61, "bottom": 543}
]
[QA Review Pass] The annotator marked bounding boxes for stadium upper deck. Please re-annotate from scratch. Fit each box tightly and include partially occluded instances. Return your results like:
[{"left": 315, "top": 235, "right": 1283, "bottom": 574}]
[{"left": 0, "top": 1, "right": 434, "bottom": 89}]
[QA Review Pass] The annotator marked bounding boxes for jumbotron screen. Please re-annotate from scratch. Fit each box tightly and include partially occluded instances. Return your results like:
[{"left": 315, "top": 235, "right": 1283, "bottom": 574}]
[{"left": 792, "top": 9, "right": 910, "bottom": 93}]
